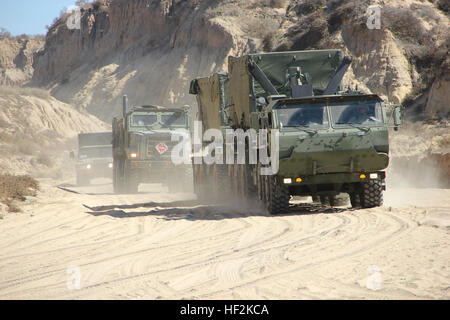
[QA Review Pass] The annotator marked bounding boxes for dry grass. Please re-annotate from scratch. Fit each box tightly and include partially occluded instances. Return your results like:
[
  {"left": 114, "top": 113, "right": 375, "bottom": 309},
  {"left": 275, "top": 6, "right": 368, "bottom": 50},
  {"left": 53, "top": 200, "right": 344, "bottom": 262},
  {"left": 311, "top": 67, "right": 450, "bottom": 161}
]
[{"left": 0, "top": 174, "right": 39, "bottom": 212}]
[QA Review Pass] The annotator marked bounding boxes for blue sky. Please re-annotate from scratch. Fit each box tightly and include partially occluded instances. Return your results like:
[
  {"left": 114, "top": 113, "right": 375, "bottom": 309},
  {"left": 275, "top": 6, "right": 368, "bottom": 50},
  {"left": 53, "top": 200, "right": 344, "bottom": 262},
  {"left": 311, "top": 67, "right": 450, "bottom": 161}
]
[{"left": 0, "top": 0, "right": 89, "bottom": 36}]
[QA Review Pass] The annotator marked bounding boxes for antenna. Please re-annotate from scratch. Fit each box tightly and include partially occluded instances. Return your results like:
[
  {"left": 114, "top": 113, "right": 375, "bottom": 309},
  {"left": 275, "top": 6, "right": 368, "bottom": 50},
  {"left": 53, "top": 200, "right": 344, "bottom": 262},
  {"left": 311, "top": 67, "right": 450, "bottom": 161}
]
[
  {"left": 385, "top": 84, "right": 390, "bottom": 106},
  {"left": 122, "top": 95, "right": 128, "bottom": 118}
]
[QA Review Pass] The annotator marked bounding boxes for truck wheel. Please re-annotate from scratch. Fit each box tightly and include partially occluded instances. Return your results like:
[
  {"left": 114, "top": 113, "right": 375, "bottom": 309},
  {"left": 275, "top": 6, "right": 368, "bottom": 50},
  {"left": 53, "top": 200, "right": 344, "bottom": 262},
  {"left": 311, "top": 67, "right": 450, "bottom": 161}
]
[
  {"left": 350, "top": 192, "right": 361, "bottom": 208},
  {"left": 360, "top": 180, "right": 383, "bottom": 208},
  {"left": 265, "top": 176, "right": 290, "bottom": 215},
  {"left": 319, "top": 195, "right": 329, "bottom": 206},
  {"left": 113, "top": 159, "right": 127, "bottom": 194},
  {"left": 312, "top": 195, "right": 321, "bottom": 203},
  {"left": 113, "top": 162, "right": 119, "bottom": 193}
]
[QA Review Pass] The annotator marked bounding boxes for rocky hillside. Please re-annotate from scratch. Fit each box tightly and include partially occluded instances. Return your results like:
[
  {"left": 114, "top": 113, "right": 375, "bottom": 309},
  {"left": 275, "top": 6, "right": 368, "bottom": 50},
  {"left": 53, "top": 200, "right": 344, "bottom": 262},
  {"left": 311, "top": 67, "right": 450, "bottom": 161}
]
[
  {"left": 0, "top": 37, "right": 44, "bottom": 86},
  {"left": 30, "top": 0, "right": 449, "bottom": 123}
]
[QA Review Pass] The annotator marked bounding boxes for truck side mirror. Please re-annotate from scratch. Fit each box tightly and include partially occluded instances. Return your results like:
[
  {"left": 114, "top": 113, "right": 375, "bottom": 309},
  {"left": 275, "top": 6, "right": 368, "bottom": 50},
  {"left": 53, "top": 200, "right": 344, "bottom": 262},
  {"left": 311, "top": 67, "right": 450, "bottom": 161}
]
[
  {"left": 189, "top": 80, "right": 199, "bottom": 95},
  {"left": 393, "top": 105, "right": 403, "bottom": 130}
]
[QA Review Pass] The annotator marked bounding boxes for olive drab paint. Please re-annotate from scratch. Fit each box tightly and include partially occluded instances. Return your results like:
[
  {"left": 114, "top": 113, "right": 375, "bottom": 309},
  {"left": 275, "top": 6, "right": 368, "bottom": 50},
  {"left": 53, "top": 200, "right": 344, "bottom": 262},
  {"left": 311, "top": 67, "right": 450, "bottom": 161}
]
[{"left": 189, "top": 49, "right": 401, "bottom": 214}]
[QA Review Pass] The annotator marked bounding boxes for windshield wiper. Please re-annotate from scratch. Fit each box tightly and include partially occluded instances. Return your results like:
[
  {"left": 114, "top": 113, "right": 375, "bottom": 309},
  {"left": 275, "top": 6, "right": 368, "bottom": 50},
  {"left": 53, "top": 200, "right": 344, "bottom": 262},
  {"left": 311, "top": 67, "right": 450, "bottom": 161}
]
[
  {"left": 282, "top": 126, "right": 318, "bottom": 135},
  {"left": 335, "top": 122, "right": 370, "bottom": 132},
  {"left": 162, "top": 112, "right": 182, "bottom": 128}
]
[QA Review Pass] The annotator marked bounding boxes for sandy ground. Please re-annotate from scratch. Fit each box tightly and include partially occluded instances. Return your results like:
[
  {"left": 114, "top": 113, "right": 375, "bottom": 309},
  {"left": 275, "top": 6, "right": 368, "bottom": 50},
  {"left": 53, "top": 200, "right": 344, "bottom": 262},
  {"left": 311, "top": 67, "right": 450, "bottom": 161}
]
[{"left": 0, "top": 178, "right": 449, "bottom": 300}]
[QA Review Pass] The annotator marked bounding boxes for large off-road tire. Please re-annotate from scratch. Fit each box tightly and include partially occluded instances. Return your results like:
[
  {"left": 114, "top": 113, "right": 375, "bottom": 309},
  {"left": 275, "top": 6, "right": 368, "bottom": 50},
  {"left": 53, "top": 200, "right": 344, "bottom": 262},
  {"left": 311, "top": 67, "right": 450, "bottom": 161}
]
[
  {"left": 114, "top": 159, "right": 138, "bottom": 194},
  {"left": 360, "top": 179, "right": 383, "bottom": 208},
  {"left": 349, "top": 192, "right": 361, "bottom": 208},
  {"left": 113, "top": 159, "right": 125, "bottom": 194},
  {"left": 265, "top": 176, "right": 290, "bottom": 215},
  {"left": 319, "top": 195, "right": 330, "bottom": 206}
]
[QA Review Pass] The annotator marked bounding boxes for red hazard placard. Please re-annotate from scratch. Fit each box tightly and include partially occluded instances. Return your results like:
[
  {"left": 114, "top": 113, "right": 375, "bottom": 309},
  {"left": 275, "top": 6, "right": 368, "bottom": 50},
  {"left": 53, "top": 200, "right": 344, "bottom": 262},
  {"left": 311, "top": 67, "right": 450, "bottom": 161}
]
[{"left": 156, "top": 143, "right": 168, "bottom": 155}]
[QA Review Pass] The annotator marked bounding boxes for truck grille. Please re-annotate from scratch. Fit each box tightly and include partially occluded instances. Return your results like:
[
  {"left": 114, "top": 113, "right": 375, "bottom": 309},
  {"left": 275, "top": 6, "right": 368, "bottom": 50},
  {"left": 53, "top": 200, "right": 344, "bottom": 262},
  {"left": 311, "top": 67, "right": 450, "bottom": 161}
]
[{"left": 146, "top": 138, "right": 176, "bottom": 158}]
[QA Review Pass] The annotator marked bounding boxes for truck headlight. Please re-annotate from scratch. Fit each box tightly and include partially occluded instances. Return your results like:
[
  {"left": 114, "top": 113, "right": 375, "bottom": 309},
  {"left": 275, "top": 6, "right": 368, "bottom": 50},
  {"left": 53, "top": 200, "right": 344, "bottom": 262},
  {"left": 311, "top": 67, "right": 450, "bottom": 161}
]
[
  {"left": 108, "top": 163, "right": 113, "bottom": 168},
  {"left": 128, "top": 152, "right": 138, "bottom": 159},
  {"left": 86, "top": 164, "right": 92, "bottom": 169},
  {"left": 283, "top": 178, "right": 292, "bottom": 184},
  {"left": 370, "top": 173, "right": 378, "bottom": 179}
]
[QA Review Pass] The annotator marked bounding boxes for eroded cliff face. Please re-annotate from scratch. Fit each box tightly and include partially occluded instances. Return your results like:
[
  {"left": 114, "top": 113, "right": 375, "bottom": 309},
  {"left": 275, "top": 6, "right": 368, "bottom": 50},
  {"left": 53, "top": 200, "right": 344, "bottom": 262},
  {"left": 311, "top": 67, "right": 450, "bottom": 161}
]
[
  {"left": 31, "top": 0, "right": 449, "bottom": 122},
  {"left": 31, "top": 0, "right": 258, "bottom": 121},
  {"left": 0, "top": 38, "right": 44, "bottom": 86}
]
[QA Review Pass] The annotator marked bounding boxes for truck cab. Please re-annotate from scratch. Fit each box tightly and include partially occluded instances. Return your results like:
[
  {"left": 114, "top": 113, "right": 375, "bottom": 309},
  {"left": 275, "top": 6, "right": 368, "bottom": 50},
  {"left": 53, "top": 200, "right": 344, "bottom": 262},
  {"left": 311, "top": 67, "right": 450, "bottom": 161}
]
[
  {"left": 75, "top": 132, "right": 113, "bottom": 186},
  {"left": 112, "top": 96, "right": 192, "bottom": 194}
]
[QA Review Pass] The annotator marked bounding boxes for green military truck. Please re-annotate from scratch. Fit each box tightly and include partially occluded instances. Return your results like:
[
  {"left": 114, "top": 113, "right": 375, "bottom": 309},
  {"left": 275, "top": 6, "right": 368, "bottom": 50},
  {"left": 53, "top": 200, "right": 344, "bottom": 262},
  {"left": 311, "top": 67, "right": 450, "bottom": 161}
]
[
  {"left": 75, "top": 132, "right": 113, "bottom": 186},
  {"left": 189, "top": 49, "right": 402, "bottom": 214},
  {"left": 112, "top": 95, "right": 192, "bottom": 194}
]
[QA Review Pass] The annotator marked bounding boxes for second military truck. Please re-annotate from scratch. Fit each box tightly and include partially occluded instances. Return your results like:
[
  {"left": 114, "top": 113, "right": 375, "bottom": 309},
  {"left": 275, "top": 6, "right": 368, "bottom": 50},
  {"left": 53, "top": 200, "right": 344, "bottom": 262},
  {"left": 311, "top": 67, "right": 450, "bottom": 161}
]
[
  {"left": 189, "top": 49, "right": 402, "bottom": 214},
  {"left": 112, "top": 96, "right": 192, "bottom": 194},
  {"left": 75, "top": 132, "right": 113, "bottom": 186}
]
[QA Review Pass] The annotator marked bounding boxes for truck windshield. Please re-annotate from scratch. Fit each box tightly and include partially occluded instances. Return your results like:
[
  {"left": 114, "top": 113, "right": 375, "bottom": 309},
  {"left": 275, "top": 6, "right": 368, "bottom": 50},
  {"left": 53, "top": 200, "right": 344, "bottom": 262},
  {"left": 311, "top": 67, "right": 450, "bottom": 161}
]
[
  {"left": 79, "top": 146, "right": 112, "bottom": 159},
  {"left": 277, "top": 105, "right": 329, "bottom": 129},
  {"left": 130, "top": 112, "right": 185, "bottom": 128},
  {"left": 161, "top": 112, "right": 186, "bottom": 127},
  {"left": 131, "top": 114, "right": 157, "bottom": 127},
  {"left": 330, "top": 101, "right": 383, "bottom": 127}
]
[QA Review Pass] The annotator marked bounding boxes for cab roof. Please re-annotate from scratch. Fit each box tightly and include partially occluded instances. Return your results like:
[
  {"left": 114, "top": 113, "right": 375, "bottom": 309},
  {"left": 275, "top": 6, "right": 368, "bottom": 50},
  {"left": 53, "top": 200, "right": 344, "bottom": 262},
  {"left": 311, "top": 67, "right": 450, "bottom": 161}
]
[
  {"left": 273, "top": 94, "right": 383, "bottom": 108},
  {"left": 129, "top": 105, "right": 186, "bottom": 113}
]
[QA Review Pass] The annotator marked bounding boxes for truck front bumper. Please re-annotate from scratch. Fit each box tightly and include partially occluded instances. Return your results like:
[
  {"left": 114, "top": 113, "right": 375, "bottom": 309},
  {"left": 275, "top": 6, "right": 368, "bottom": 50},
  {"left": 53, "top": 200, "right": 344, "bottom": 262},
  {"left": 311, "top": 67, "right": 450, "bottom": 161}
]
[
  {"left": 281, "top": 171, "right": 386, "bottom": 185},
  {"left": 281, "top": 171, "right": 386, "bottom": 196},
  {"left": 76, "top": 163, "right": 113, "bottom": 178}
]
